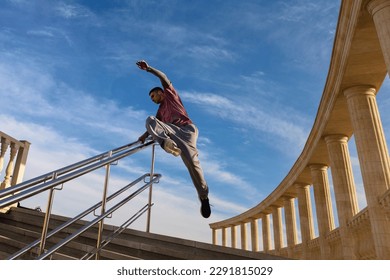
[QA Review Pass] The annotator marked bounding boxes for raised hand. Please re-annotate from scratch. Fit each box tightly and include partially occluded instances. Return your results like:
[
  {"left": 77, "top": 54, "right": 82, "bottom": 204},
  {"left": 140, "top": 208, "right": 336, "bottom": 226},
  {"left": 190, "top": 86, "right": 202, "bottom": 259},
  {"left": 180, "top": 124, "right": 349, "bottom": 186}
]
[{"left": 136, "top": 60, "right": 149, "bottom": 70}]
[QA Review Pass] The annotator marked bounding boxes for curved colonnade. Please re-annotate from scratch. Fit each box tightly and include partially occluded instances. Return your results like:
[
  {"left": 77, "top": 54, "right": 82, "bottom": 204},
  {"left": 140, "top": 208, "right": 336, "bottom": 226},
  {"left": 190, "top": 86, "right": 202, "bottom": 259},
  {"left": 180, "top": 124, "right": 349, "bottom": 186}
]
[{"left": 209, "top": 0, "right": 390, "bottom": 260}]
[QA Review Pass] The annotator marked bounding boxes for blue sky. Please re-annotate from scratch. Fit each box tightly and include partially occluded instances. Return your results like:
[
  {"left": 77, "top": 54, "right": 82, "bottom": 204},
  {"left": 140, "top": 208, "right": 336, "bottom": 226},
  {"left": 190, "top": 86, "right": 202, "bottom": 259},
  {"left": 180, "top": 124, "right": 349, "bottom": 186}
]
[{"left": 2, "top": 0, "right": 390, "bottom": 245}]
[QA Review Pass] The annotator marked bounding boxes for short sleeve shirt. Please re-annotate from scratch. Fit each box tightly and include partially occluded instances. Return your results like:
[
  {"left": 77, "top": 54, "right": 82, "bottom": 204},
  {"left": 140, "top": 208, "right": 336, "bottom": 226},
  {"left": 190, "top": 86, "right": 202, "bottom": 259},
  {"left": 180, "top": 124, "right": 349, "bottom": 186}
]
[{"left": 156, "top": 84, "right": 192, "bottom": 127}]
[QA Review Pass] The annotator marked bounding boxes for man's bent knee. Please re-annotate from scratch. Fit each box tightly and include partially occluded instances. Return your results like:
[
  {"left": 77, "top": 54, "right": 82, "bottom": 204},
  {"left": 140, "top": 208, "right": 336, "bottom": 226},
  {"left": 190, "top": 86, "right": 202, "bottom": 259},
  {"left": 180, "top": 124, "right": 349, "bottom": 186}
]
[{"left": 145, "top": 116, "right": 157, "bottom": 127}]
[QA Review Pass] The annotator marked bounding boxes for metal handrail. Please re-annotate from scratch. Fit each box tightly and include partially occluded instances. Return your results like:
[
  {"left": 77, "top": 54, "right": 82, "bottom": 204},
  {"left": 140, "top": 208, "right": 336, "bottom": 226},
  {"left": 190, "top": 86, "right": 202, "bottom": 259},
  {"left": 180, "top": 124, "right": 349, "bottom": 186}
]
[
  {"left": 81, "top": 203, "right": 152, "bottom": 260},
  {"left": 37, "top": 173, "right": 161, "bottom": 260},
  {"left": 0, "top": 138, "right": 160, "bottom": 260},
  {"left": 0, "top": 139, "right": 155, "bottom": 208},
  {"left": 6, "top": 173, "right": 157, "bottom": 260},
  {"left": 0, "top": 140, "right": 142, "bottom": 198}
]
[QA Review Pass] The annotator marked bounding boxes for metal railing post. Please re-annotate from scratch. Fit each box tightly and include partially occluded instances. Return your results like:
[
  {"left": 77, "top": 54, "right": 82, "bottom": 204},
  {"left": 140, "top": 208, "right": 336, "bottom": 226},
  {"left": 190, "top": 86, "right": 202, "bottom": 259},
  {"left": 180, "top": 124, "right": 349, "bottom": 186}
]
[
  {"left": 95, "top": 151, "right": 112, "bottom": 260},
  {"left": 38, "top": 172, "right": 58, "bottom": 256},
  {"left": 146, "top": 144, "right": 156, "bottom": 233}
]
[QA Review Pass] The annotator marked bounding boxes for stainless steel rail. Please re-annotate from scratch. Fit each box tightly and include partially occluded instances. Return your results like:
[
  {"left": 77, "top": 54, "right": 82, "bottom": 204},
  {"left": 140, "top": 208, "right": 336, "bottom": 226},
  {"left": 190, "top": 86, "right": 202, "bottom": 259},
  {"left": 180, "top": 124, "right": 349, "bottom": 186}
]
[
  {"left": 80, "top": 203, "right": 152, "bottom": 260},
  {"left": 7, "top": 173, "right": 158, "bottom": 259},
  {"left": 37, "top": 173, "right": 161, "bottom": 260},
  {"left": 0, "top": 139, "right": 155, "bottom": 208},
  {"left": 0, "top": 139, "right": 161, "bottom": 260}
]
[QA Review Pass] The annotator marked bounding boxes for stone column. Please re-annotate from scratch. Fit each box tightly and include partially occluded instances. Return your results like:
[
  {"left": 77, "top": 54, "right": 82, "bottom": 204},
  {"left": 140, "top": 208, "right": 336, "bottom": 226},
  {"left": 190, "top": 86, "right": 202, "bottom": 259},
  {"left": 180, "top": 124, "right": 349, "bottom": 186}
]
[
  {"left": 325, "top": 134, "right": 359, "bottom": 259},
  {"left": 344, "top": 85, "right": 390, "bottom": 259},
  {"left": 262, "top": 214, "right": 271, "bottom": 253},
  {"left": 212, "top": 228, "right": 217, "bottom": 245},
  {"left": 283, "top": 196, "right": 298, "bottom": 258},
  {"left": 221, "top": 227, "right": 227, "bottom": 247},
  {"left": 250, "top": 219, "right": 259, "bottom": 252},
  {"left": 296, "top": 183, "right": 315, "bottom": 259},
  {"left": 231, "top": 225, "right": 237, "bottom": 249},
  {"left": 272, "top": 206, "right": 284, "bottom": 252},
  {"left": 310, "top": 164, "right": 335, "bottom": 259},
  {"left": 240, "top": 222, "right": 248, "bottom": 250},
  {"left": 367, "top": 0, "right": 390, "bottom": 76}
]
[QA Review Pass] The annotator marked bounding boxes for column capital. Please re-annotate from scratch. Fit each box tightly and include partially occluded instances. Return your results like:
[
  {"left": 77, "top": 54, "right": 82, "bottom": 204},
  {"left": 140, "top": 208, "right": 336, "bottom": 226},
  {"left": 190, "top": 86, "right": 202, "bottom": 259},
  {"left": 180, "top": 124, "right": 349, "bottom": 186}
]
[
  {"left": 293, "top": 182, "right": 311, "bottom": 189},
  {"left": 309, "top": 164, "right": 329, "bottom": 172},
  {"left": 282, "top": 194, "right": 296, "bottom": 201},
  {"left": 324, "top": 134, "right": 349, "bottom": 144},
  {"left": 343, "top": 85, "right": 376, "bottom": 99},
  {"left": 367, "top": 0, "right": 390, "bottom": 16},
  {"left": 259, "top": 211, "right": 271, "bottom": 217},
  {"left": 270, "top": 202, "right": 284, "bottom": 209}
]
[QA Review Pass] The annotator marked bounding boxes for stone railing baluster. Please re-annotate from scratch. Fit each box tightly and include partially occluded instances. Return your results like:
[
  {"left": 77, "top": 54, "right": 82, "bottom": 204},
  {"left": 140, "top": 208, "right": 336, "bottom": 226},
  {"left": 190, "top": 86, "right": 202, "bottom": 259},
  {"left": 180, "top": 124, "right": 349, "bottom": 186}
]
[{"left": 0, "top": 131, "right": 30, "bottom": 213}]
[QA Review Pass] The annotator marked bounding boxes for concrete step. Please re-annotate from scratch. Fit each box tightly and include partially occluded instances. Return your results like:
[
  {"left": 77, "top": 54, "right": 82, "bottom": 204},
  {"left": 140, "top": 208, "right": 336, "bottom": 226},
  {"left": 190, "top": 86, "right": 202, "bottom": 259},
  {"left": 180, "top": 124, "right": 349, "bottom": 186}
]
[
  {"left": 0, "top": 207, "right": 288, "bottom": 260},
  {"left": 0, "top": 207, "right": 175, "bottom": 259}
]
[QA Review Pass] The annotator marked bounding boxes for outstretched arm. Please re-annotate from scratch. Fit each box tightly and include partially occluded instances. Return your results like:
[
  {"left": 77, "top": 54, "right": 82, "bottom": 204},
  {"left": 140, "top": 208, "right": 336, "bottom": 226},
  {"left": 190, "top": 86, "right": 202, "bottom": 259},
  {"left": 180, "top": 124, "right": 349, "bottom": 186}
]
[{"left": 136, "top": 60, "right": 171, "bottom": 88}]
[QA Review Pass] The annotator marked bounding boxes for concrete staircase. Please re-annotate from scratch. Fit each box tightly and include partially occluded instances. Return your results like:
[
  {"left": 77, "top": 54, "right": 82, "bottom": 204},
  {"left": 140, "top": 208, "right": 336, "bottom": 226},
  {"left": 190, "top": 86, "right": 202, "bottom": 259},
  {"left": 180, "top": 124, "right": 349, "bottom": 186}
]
[{"left": 0, "top": 207, "right": 287, "bottom": 260}]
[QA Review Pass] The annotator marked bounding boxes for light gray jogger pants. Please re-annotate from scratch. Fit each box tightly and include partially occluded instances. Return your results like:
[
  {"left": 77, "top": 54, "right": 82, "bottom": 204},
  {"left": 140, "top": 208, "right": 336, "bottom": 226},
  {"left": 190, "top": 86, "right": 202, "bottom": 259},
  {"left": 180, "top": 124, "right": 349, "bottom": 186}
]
[{"left": 145, "top": 116, "right": 209, "bottom": 199}]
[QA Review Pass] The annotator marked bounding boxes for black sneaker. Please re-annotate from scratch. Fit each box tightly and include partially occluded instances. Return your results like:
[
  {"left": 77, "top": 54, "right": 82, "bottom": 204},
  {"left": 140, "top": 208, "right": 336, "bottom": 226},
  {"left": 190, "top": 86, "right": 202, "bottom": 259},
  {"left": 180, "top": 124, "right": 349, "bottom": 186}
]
[{"left": 200, "top": 197, "right": 211, "bottom": 218}]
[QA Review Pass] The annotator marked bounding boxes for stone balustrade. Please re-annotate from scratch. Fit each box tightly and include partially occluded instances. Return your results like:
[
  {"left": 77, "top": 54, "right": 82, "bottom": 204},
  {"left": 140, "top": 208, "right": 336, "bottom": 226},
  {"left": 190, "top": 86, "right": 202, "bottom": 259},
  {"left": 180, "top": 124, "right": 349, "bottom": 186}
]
[
  {"left": 0, "top": 131, "right": 30, "bottom": 212},
  {"left": 209, "top": 0, "right": 390, "bottom": 260}
]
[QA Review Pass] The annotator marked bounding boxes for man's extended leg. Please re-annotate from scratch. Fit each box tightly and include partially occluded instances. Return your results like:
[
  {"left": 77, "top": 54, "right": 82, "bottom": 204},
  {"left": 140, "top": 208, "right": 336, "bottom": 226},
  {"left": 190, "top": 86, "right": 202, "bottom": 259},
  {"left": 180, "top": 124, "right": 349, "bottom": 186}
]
[
  {"left": 169, "top": 124, "right": 211, "bottom": 218},
  {"left": 181, "top": 152, "right": 211, "bottom": 218},
  {"left": 169, "top": 124, "right": 208, "bottom": 197}
]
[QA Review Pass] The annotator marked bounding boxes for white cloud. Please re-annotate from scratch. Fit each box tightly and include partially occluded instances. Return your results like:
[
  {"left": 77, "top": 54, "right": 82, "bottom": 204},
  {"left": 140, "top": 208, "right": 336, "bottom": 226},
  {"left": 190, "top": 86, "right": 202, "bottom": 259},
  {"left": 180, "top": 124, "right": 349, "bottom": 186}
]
[
  {"left": 27, "top": 29, "right": 55, "bottom": 37},
  {"left": 0, "top": 57, "right": 148, "bottom": 147},
  {"left": 181, "top": 91, "right": 308, "bottom": 153},
  {"left": 200, "top": 153, "right": 263, "bottom": 203},
  {"left": 26, "top": 27, "right": 74, "bottom": 47},
  {"left": 0, "top": 60, "right": 56, "bottom": 116},
  {"left": 0, "top": 114, "right": 98, "bottom": 175},
  {"left": 55, "top": 3, "right": 94, "bottom": 20},
  {"left": 278, "top": 2, "right": 322, "bottom": 23},
  {"left": 6, "top": 0, "right": 29, "bottom": 6},
  {"left": 279, "top": 2, "right": 338, "bottom": 69},
  {"left": 187, "top": 46, "right": 236, "bottom": 62}
]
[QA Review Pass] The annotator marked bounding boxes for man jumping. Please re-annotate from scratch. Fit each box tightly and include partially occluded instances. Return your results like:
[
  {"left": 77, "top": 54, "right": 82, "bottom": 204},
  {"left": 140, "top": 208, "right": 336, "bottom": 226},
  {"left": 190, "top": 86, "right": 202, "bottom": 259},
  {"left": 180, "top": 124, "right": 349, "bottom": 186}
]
[{"left": 136, "top": 60, "right": 211, "bottom": 218}]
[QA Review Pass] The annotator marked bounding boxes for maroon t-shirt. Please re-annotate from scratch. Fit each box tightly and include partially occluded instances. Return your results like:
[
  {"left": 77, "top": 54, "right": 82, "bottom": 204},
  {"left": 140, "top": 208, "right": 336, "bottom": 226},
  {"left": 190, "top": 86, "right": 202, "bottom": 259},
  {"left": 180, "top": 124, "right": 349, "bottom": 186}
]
[{"left": 156, "top": 84, "right": 192, "bottom": 127}]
